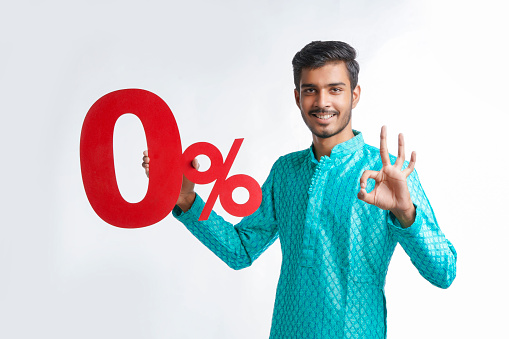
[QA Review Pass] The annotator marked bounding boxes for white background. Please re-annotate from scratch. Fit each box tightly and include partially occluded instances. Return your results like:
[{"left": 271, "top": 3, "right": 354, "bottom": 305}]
[{"left": 1, "top": 0, "right": 508, "bottom": 338}]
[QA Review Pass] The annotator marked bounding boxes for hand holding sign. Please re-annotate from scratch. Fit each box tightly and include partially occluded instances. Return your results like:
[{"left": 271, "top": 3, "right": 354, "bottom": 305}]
[
  {"left": 142, "top": 139, "right": 263, "bottom": 221},
  {"left": 80, "top": 89, "right": 262, "bottom": 228},
  {"left": 142, "top": 151, "right": 199, "bottom": 214}
]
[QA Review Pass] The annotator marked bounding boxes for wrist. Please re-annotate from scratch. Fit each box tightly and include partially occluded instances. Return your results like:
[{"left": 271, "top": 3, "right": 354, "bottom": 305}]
[
  {"left": 176, "top": 192, "right": 196, "bottom": 213},
  {"left": 390, "top": 203, "right": 416, "bottom": 229}
]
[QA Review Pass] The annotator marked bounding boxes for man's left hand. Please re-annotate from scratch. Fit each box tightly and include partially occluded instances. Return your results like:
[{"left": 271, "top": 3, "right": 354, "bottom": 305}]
[{"left": 357, "top": 125, "right": 416, "bottom": 228}]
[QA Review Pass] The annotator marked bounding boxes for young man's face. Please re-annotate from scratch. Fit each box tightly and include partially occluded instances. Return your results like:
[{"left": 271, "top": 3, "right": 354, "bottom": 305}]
[{"left": 294, "top": 61, "right": 360, "bottom": 142}]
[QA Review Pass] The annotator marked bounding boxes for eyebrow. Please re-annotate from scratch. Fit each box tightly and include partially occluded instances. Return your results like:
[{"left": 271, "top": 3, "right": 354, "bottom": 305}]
[
  {"left": 328, "top": 82, "right": 347, "bottom": 87},
  {"left": 301, "top": 82, "right": 347, "bottom": 88}
]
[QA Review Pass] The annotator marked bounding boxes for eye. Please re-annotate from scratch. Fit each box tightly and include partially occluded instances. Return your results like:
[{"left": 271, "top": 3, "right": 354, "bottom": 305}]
[
  {"left": 302, "top": 88, "right": 316, "bottom": 95},
  {"left": 331, "top": 87, "right": 342, "bottom": 93}
]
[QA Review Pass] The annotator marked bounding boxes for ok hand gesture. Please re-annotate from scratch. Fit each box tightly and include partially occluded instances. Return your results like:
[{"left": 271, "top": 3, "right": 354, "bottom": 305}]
[{"left": 357, "top": 126, "right": 416, "bottom": 228}]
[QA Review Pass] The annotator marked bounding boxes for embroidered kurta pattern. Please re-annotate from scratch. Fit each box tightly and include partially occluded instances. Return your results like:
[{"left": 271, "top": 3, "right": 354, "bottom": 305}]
[{"left": 173, "top": 131, "right": 457, "bottom": 339}]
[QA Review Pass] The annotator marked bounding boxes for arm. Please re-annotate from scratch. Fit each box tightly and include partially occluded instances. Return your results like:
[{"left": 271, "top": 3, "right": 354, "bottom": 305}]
[
  {"left": 143, "top": 150, "right": 279, "bottom": 270},
  {"left": 172, "top": 162, "right": 279, "bottom": 270},
  {"left": 357, "top": 126, "right": 456, "bottom": 288},
  {"left": 388, "top": 169, "right": 457, "bottom": 288}
]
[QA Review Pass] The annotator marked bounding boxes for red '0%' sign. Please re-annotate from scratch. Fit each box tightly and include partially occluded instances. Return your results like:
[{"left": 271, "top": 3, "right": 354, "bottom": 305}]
[{"left": 80, "top": 89, "right": 262, "bottom": 228}]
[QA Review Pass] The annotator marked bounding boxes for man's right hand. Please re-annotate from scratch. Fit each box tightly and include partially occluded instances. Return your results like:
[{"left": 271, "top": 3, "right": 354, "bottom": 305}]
[{"left": 142, "top": 150, "right": 199, "bottom": 213}]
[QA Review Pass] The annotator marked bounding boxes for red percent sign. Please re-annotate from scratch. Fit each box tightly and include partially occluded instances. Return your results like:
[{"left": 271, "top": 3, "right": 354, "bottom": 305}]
[{"left": 80, "top": 89, "right": 262, "bottom": 228}]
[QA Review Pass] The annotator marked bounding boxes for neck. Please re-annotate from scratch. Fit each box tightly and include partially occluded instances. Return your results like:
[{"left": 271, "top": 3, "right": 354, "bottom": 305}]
[{"left": 312, "top": 127, "right": 355, "bottom": 160}]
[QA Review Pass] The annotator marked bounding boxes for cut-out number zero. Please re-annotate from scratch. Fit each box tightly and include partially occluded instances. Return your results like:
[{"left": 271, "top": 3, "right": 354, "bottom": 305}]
[{"left": 80, "top": 89, "right": 262, "bottom": 228}]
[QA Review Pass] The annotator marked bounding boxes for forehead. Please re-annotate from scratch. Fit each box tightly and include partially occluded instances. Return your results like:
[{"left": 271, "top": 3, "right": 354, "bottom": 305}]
[{"left": 300, "top": 61, "right": 350, "bottom": 87}]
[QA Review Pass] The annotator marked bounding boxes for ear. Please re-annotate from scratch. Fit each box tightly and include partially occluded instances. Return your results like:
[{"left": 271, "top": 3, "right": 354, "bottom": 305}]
[
  {"left": 294, "top": 88, "right": 301, "bottom": 108},
  {"left": 351, "top": 85, "right": 361, "bottom": 109}
]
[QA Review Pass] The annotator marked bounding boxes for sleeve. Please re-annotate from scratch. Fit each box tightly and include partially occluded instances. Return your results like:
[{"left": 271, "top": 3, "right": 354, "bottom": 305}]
[
  {"left": 171, "top": 161, "right": 279, "bottom": 270},
  {"left": 387, "top": 169, "right": 457, "bottom": 289}
]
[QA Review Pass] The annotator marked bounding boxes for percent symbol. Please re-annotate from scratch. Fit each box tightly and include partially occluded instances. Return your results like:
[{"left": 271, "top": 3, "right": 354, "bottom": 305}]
[{"left": 182, "top": 139, "right": 262, "bottom": 221}]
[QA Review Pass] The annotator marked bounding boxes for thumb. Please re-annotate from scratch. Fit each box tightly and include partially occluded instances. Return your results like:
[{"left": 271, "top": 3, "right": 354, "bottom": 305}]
[
  {"left": 191, "top": 157, "right": 200, "bottom": 170},
  {"left": 181, "top": 157, "right": 200, "bottom": 193}
]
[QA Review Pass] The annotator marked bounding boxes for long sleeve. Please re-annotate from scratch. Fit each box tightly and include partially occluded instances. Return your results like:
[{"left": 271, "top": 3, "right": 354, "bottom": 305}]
[
  {"left": 387, "top": 169, "right": 457, "bottom": 289},
  {"left": 170, "top": 133, "right": 457, "bottom": 338},
  {"left": 172, "top": 163, "right": 279, "bottom": 270}
]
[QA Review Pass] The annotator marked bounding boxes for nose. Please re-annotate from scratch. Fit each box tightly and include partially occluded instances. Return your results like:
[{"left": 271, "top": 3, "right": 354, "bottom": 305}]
[{"left": 315, "top": 90, "right": 330, "bottom": 109}]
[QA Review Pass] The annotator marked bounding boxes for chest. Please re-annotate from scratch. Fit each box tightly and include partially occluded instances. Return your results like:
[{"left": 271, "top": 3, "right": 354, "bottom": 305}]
[{"left": 273, "top": 157, "right": 391, "bottom": 266}]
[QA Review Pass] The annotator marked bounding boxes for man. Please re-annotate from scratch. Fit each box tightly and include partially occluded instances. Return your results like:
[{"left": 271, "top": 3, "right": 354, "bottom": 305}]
[{"left": 142, "top": 41, "right": 456, "bottom": 338}]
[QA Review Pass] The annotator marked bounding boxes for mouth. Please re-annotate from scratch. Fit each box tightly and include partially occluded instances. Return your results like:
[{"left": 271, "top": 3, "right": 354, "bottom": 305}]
[{"left": 310, "top": 111, "right": 338, "bottom": 121}]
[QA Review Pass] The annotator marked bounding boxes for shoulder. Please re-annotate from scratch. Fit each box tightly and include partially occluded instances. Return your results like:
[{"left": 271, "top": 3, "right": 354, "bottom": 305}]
[
  {"left": 273, "top": 148, "right": 309, "bottom": 169},
  {"left": 362, "top": 143, "right": 381, "bottom": 158},
  {"left": 262, "top": 149, "right": 309, "bottom": 187}
]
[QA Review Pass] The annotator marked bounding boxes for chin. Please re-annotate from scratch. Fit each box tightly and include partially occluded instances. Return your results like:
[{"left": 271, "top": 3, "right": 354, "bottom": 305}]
[{"left": 313, "top": 130, "right": 338, "bottom": 139}]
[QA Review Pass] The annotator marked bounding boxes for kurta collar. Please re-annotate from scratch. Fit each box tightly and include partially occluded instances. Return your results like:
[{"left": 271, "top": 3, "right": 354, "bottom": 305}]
[{"left": 308, "top": 130, "right": 364, "bottom": 164}]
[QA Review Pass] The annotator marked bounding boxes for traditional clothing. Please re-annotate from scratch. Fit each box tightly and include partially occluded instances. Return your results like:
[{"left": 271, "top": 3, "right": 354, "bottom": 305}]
[{"left": 173, "top": 131, "right": 456, "bottom": 338}]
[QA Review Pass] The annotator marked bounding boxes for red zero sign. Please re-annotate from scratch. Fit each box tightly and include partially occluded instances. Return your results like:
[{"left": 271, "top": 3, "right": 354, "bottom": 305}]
[{"left": 80, "top": 89, "right": 262, "bottom": 228}]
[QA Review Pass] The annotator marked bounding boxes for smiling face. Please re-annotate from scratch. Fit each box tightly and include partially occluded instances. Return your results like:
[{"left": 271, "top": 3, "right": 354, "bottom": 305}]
[{"left": 295, "top": 61, "right": 360, "bottom": 144}]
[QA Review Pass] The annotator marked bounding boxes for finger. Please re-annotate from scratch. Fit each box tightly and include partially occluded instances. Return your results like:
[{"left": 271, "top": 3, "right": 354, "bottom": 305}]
[
  {"left": 403, "top": 151, "right": 416, "bottom": 177},
  {"left": 357, "top": 187, "right": 375, "bottom": 205},
  {"left": 142, "top": 150, "right": 150, "bottom": 168},
  {"left": 380, "top": 125, "right": 391, "bottom": 166},
  {"left": 359, "top": 170, "right": 378, "bottom": 188},
  {"left": 358, "top": 170, "right": 378, "bottom": 204},
  {"left": 142, "top": 163, "right": 149, "bottom": 178},
  {"left": 394, "top": 133, "right": 405, "bottom": 169},
  {"left": 182, "top": 158, "right": 200, "bottom": 185},
  {"left": 182, "top": 159, "right": 199, "bottom": 193},
  {"left": 191, "top": 157, "right": 200, "bottom": 170}
]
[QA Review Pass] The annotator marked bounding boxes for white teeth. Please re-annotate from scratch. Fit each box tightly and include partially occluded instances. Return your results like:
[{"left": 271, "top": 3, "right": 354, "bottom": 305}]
[{"left": 315, "top": 114, "right": 333, "bottom": 119}]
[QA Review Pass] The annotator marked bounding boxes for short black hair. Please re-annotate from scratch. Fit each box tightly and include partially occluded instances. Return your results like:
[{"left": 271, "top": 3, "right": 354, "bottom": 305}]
[{"left": 292, "top": 41, "right": 360, "bottom": 91}]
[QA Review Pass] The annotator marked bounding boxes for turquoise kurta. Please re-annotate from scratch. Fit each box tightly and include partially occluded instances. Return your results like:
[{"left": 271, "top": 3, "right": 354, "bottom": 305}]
[{"left": 173, "top": 131, "right": 457, "bottom": 338}]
